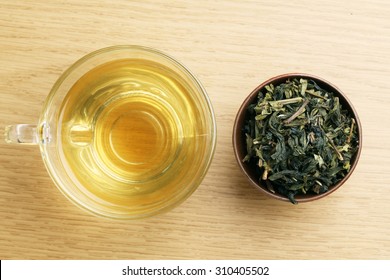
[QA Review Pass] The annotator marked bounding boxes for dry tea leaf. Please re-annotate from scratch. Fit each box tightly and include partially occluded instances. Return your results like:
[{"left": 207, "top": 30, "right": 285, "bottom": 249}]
[{"left": 243, "top": 78, "right": 359, "bottom": 204}]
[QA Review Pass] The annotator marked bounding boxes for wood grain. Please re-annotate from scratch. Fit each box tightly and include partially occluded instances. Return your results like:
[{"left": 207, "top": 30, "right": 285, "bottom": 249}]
[{"left": 1, "top": 0, "right": 390, "bottom": 259}]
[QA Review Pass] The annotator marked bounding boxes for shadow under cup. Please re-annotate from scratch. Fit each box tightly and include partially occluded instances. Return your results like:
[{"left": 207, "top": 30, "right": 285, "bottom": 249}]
[{"left": 38, "top": 46, "right": 216, "bottom": 219}]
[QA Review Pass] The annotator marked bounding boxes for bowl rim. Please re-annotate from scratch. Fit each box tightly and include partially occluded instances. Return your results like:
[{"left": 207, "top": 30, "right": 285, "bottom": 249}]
[{"left": 232, "top": 73, "right": 362, "bottom": 203}]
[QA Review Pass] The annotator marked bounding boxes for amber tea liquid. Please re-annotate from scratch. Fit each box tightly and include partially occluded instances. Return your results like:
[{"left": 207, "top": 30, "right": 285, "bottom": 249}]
[{"left": 59, "top": 58, "right": 209, "bottom": 213}]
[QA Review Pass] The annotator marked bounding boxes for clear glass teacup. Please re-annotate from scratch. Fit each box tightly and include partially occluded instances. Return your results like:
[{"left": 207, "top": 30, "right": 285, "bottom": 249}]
[{"left": 4, "top": 46, "right": 216, "bottom": 219}]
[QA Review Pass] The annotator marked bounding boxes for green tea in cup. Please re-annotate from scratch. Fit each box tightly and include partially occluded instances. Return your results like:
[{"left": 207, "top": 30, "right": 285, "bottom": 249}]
[{"left": 5, "top": 46, "right": 216, "bottom": 219}]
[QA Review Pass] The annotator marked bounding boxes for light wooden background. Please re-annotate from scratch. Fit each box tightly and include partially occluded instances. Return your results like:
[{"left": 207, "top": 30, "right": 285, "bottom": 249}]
[{"left": 1, "top": 0, "right": 389, "bottom": 260}]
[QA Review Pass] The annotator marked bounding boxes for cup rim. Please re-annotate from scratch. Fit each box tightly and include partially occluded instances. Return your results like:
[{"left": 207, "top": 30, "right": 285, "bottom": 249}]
[{"left": 232, "top": 73, "right": 362, "bottom": 203}]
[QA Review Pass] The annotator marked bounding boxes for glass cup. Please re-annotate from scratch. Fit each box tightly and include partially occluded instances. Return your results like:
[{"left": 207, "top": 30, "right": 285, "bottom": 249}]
[{"left": 4, "top": 45, "right": 216, "bottom": 219}]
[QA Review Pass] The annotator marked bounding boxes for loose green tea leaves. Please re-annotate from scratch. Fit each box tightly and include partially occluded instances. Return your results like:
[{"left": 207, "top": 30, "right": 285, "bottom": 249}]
[{"left": 243, "top": 78, "right": 359, "bottom": 204}]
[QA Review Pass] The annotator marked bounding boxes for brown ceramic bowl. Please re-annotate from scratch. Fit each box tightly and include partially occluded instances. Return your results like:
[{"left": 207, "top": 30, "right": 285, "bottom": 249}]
[{"left": 233, "top": 73, "right": 362, "bottom": 203}]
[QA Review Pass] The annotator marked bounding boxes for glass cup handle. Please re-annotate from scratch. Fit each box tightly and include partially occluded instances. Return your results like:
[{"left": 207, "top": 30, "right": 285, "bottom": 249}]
[{"left": 4, "top": 124, "right": 39, "bottom": 145}]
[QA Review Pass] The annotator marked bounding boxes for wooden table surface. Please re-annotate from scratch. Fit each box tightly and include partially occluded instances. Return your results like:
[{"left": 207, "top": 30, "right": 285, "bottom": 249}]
[{"left": 1, "top": 0, "right": 390, "bottom": 260}]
